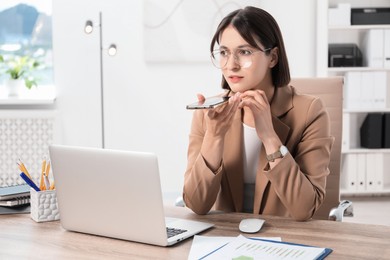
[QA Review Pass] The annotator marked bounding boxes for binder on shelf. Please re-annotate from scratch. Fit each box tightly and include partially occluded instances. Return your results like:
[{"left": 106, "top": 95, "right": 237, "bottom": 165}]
[
  {"left": 360, "top": 113, "right": 383, "bottom": 149},
  {"left": 385, "top": 29, "right": 390, "bottom": 68},
  {"left": 362, "top": 29, "right": 384, "bottom": 68},
  {"left": 384, "top": 113, "right": 390, "bottom": 148},
  {"left": 372, "top": 153, "right": 384, "bottom": 190},
  {"left": 344, "top": 72, "right": 361, "bottom": 109},
  {"left": 366, "top": 153, "right": 384, "bottom": 192},
  {"left": 341, "top": 154, "right": 358, "bottom": 192},
  {"left": 372, "top": 71, "right": 388, "bottom": 109},
  {"left": 357, "top": 154, "right": 366, "bottom": 192},
  {"left": 341, "top": 113, "right": 350, "bottom": 151},
  {"left": 361, "top": 72, "right": 374, "bottom": 108},
  {"left": 350, "top": 113, "right": 362, "bottom": 149}
]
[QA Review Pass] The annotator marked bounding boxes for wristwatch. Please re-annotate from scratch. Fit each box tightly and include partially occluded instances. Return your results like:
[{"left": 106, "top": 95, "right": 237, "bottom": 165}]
[{"left": 266, "top": 145, "right": 288, "bottom": 162}]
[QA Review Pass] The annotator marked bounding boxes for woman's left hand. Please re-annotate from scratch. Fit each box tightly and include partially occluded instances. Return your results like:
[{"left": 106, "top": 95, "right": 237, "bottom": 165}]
[{"left": 239, "top": 90, "right": 280, "bottom": 150}]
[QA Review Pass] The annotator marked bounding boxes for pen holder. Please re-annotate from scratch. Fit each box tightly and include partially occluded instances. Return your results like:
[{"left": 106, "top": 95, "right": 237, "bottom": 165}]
[{"left": 30, "top": 188, "right": 60, "bottom": 222}]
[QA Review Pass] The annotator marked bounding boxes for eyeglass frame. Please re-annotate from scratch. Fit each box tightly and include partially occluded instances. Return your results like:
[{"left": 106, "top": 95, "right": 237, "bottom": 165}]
[{"left": 210, "top": 46, "right": 272, "bottom": 69}]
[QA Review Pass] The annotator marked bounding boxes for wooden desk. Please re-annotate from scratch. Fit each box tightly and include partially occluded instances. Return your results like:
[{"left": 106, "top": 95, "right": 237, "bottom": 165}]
[{"left": 1, "top": 206, "right": 389, "bottom": 259}]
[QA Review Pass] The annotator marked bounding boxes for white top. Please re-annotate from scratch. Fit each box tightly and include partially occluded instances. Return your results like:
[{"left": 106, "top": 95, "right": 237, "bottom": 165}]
[{"left": 242, "top": 124, "right": 262, "bottom": 184}]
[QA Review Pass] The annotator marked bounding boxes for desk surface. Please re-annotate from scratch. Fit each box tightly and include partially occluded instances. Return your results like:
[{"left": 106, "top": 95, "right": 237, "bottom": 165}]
[{"left": 1, "top": 206, "right": 389, "bottom": 259}]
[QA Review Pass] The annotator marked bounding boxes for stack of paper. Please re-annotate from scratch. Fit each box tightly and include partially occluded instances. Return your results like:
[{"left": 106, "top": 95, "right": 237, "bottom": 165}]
[{"left": 189, "top": 235, "right": 332, "bottom": 260}]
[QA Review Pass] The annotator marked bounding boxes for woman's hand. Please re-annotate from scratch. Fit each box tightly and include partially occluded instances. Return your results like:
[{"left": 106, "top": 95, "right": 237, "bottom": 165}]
[
  {"left": 201, "top": 92, "right": 241, "bottom": 138},
  {"left": 197, "top": 92, "right": 241, "bottom": 172},
  {"left": 239, "top": 90, "right": 281, "bottom": 153}
]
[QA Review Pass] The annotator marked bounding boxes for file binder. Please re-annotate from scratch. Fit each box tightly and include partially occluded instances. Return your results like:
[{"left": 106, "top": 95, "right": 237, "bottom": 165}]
[
  {"left": 341, "top": 154, "right": 357, "bottom": 192},
  {"left": 366, "top": 153, "right": 384, "bottom": 191},
  {"left": 360, "top": 113, "right": 383, "bottom": 148},
  {"left": 384, "top": 113, "right": 390, "bottom": 148}
]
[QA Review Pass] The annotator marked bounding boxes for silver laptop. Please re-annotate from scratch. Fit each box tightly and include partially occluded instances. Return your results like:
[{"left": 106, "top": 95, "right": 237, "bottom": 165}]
[{"left": 49, "top": 145, "right": 213, "bottom": 246}]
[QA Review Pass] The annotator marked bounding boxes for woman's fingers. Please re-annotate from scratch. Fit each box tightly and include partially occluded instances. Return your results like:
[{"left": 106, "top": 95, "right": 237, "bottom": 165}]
[
  {"left": 239, "top": 90, "right": 269, "bottom": 110},
  {"left": 197, "top": 93, "right": 206, "bottom": 102}
]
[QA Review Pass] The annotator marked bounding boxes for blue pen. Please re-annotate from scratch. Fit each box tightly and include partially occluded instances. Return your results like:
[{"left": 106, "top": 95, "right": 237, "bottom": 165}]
[{"left": 20, "top": 172, "right": 41, "bottom": 191}]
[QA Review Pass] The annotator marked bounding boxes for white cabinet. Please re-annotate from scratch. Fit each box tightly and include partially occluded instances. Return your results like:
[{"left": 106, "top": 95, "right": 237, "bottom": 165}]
[{"left": 325, "top": 0, "right": 390, "bottom": 195}]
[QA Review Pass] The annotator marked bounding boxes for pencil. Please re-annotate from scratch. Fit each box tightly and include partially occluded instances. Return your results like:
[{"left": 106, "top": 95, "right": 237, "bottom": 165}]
[
  {"left": 39, "top": 159, "right": 47, "bottom": 191},
  {"left": 17, "top": 159, "right": 32, "bottom": 179}
]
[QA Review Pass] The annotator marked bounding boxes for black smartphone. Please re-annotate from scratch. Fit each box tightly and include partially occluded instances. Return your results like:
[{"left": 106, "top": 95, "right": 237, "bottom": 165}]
[{"left": 186, "top": 96, "right": 230, "bottom": 109}]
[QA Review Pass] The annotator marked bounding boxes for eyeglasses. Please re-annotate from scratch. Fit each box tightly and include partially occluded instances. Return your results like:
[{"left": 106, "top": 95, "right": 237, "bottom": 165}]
[{"left": 211, "top": 47, "right": 271, "bottom": 69}]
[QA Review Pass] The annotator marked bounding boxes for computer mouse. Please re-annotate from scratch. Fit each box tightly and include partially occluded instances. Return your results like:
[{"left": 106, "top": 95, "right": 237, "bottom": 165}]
[{"left": 239, "top": 218, "right": 265, "bottom": 233}]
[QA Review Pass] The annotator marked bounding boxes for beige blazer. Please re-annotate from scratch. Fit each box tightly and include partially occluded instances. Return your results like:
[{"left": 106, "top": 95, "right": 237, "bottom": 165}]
[{"left": 183, "top": 85, "right": 334, "bottom": 221}]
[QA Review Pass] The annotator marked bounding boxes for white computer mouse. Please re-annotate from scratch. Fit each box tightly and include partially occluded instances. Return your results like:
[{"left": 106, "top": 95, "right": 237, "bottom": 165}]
[{"left": 239, "top": 218, "right": 265, "bottom": 233}]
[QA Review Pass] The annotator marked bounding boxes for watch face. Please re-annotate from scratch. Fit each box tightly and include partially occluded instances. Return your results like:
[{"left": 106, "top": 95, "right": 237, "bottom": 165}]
[{"left": 280, "top": 145, "right": 288, "bottom": 156}]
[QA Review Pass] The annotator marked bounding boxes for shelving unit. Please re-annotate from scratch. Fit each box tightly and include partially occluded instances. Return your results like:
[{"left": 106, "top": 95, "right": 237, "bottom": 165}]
[{"left": 326, "top": 0, "right": 390, "bottom": 195}]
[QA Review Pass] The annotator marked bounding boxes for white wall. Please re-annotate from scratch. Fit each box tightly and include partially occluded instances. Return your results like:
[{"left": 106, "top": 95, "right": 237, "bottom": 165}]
[{"left": 53, "top": 0, "right": 319, "bottom": 198}]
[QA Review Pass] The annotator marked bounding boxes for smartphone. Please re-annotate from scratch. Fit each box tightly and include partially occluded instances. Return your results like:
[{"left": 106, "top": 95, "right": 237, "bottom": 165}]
[{"left": 186, "top": 96, "right": 230, "bottom": 109}]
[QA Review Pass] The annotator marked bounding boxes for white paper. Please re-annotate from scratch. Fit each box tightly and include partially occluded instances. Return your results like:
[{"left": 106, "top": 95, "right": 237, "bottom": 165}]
[
  {"left": 188, "top": 235, "right": 281, "bottom": 260},
  {"left": 198, "top": 235, "right": 325, "bottom": 260}
]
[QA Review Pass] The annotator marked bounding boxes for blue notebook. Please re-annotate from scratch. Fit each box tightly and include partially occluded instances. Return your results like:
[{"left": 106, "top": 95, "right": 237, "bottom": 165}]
[{"left": 0, "top": 184, "right": 30, "bottom": 200}]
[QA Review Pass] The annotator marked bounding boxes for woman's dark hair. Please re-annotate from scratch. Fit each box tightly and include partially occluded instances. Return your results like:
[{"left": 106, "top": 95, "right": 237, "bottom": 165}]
[{"left": 210, "top": 6, "right": 290, "bottom": 89}]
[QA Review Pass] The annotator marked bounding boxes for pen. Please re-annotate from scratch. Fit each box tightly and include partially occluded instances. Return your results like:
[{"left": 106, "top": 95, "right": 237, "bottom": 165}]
[{"left": 20, "top": 172, "right": 40, "bottom": 191}]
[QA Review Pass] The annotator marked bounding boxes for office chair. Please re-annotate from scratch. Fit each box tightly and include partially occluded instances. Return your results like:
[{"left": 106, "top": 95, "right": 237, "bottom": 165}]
[
  {"left": 176, "top": 77, "right": 353, "bottom": 221},
  {"left": 290, "top": 77, "right": 353, "bottom": 221}
]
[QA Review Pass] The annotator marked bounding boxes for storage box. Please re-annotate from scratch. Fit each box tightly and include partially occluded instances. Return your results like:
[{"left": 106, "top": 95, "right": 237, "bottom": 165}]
[
  {"left": 328, "top": 44, "right": 362, "bottom": 67},
  {"left": 351, "top": 8, "right": 390, "bottom": 25},
  {"left": 328, "top": 3, "right": 351, "bottom": 26},
  {"left": 30, "top": 189, "right": 60, "bottom": 222}
]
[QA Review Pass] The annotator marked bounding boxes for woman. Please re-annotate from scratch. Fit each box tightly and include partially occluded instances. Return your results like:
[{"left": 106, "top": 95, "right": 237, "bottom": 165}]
[{"left": 182, "top": 6, "right": 334, "bottom": 221}]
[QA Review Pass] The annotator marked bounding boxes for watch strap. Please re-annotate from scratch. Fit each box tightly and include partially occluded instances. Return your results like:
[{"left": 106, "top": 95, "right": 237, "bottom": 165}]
[
  {"left": 266, "top": 151, "right": 282, "bottom": 162},
  {"left": 266, "top": 145, "right": 288, "bottom": 162}
]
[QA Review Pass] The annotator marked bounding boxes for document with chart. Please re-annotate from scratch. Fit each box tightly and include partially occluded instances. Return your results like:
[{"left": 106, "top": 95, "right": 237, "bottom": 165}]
[{"left": 200, "top": 235, "right": 331, "bottom": 260}]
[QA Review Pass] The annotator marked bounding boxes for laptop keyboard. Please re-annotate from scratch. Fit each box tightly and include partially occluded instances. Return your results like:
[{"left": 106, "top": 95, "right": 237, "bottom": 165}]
[{"left": 166, "top": 227, "right": 187, "bottom": 238}]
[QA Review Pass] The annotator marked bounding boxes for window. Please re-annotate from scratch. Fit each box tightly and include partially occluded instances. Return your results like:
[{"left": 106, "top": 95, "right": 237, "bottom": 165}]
[{"left": 0, "top": 1, "right": 53, "bottom": 88}]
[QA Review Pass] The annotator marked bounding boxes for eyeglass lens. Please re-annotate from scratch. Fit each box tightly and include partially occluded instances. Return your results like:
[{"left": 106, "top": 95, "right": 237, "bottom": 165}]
[
  {"left": 211, "top": 50, "right": 253, "bottom": 69},
  {"left": 211, "top": 48, "right": 271, "bottom": 69}
]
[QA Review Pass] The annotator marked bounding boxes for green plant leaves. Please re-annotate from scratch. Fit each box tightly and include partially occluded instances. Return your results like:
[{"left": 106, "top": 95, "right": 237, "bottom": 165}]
[{"left": 0, "top": 55, "right": 41, "bottom": 88}]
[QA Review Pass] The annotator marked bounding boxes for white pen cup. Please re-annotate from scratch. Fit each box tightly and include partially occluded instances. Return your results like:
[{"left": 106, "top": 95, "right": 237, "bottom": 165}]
[{"left": 30, "top": 188, "right": 60, "bottom": 222}]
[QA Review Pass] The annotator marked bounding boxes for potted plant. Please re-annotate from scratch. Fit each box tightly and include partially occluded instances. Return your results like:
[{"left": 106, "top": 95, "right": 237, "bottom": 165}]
[{"left": 0, "top": 54, "right": 40, "bottom": 96}]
